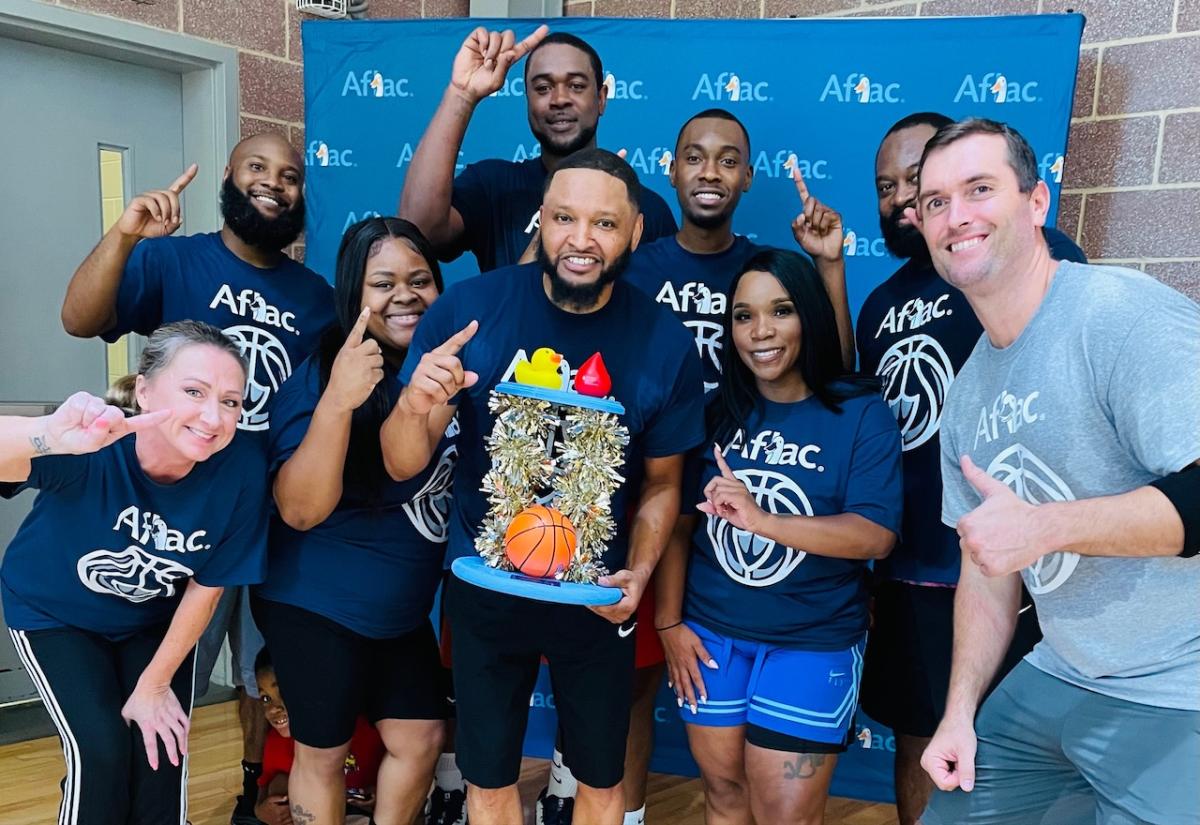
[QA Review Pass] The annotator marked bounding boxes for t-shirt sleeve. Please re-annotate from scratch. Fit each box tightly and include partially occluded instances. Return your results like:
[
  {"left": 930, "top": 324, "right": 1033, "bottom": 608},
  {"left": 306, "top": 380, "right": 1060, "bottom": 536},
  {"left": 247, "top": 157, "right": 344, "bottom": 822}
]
[
  {"left": 640, "top": 190, "right": 679, "bottom": 244},
  {"left": 641, "top": 334, "right": 705, "bottom": 458},
  {"left": 1104, "top": 297, "right": 1200, "bottom": 474},
  {"left": 102, "top": 239, "right": 168, "bottom": 342},
  {"left": 449, "top": 162, "right": 493, "bottom": 261},
  {"left": 939, "top": 407, "right": 976, "bottom": 528},
  {"left": 0, "top": 452, "right": 90, "bottom": 499},
  {"left": 266, "top": 361, "right": 320, "bottom": 476},
  {"left": 842, "top": 399, "right": 904, "bottom": 533},
  {"left": 193, "top": 446, "right": 269, "bottom": 587}
]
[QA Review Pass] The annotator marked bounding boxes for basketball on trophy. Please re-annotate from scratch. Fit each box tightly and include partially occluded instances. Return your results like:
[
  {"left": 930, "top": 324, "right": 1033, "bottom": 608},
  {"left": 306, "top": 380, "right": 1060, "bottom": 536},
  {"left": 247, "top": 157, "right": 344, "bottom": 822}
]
[{"left": 504, "top": 505, "right": 577, "bottom": 578}]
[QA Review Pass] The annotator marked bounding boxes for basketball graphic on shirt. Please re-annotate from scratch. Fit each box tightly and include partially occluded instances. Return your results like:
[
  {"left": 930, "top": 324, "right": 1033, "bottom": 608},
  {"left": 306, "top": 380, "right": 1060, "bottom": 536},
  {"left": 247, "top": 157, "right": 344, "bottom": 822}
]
[
  {"left": 987, "top": 443, "right": 1080, "bottom": 594},
  {"left": 223, "top": 324, "right": 293, "bottom": 431},
  {"left": 707, "top": 468, "right": 813, "bottom": 587},
  {"left": 685, "top": 320, "right": 724, "bottom": 393},
  {"left": 877, "top": 334, "right": 954, "bottom": 451},
  {"left": 77, "top": 545, "right": 195, "bottom": 603},
  {"left": 402, "top": 443, "right": 457, "bottom": 543}
]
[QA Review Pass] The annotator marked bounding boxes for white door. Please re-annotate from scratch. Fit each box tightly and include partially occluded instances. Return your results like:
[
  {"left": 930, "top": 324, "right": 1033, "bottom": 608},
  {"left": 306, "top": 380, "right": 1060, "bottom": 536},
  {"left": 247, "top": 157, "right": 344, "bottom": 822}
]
[{"left": 0, "top": 34, "right": 186, "bottom": 704}]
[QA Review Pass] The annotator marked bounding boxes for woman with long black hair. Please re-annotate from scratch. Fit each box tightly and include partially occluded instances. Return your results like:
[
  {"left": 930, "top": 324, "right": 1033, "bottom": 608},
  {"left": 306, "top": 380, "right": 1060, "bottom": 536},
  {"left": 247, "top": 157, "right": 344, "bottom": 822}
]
[
  {"left": 252, "top": 218, "right": 455, "bottom": 825},
  {"left": 1, "top": 320, "right": 267, "bottom": 825},
  {"left": 656, "top": 249, "right": 904, "bottom": 825}
]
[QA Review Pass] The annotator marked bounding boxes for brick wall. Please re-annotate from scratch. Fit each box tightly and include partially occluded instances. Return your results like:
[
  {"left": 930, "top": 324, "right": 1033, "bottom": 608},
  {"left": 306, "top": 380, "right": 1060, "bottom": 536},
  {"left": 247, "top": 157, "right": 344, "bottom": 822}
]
[{"left": 38, "top": 0, "right": 1200, "bottom": 301}]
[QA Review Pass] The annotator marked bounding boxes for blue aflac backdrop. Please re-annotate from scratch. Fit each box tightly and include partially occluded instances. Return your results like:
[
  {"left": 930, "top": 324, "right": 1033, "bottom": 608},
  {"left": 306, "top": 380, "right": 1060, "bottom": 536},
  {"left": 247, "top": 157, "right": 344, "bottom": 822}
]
[{"left": 303, "top": 15, "right": 1083, "bottom": 803}]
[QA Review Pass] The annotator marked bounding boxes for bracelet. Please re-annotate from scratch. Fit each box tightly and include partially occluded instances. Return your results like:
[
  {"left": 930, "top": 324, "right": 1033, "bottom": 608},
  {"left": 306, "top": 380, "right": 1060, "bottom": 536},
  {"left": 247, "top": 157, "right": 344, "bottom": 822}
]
[{"left": 655, "top": 620, "right": 683, "bottom": 632}]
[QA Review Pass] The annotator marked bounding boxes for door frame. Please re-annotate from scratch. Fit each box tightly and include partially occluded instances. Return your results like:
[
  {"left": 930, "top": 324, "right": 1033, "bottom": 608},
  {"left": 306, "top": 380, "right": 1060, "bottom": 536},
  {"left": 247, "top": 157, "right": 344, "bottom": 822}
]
[{"left": 0, "top": 0, "right": 239, "bottom": 237}]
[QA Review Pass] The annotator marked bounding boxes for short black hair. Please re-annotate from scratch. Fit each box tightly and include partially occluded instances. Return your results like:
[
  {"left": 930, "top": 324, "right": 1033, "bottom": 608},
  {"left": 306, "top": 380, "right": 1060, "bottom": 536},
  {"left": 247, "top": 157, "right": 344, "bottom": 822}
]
[
  {"left": 524, "top": 32, "right": 603, "bottom": 90},
  {"left": 254, "top": 646, "right": 273, "bottom": 676},
  {"left": 920, "top": 117, "right": 1040, "bottom": 193},
  {"left": 882, "top": 111, "right": 954, "bottom": 142},
  {"left": 674, "top": 108, "right": 751, "bottom": 156},
  {"left": 544, "top": 148, "right": 641, "bottom": 212}
]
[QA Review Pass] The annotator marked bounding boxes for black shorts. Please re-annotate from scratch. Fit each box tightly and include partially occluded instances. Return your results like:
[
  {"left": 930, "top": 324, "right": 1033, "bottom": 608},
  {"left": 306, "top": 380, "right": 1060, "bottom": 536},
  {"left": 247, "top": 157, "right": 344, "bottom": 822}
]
[
  {"left": 445, "top": 576, "right": 635, "bottom": 790},
  {"left": 860, "top": 580, "right": 1042, "bottom": 737},
  {"left": 252, "top": 597, "right": 451, "bottom": 749}
]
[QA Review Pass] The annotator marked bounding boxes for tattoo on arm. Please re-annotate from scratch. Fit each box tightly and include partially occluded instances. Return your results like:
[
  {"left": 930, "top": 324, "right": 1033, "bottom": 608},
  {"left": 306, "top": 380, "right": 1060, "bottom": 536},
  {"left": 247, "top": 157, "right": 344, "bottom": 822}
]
[
  {"left": 290, "top": 803, "right": 315, "bottom": 824},
  {"left": 30, "top": 435, "right": 51, "bottom": 456},
  {"left": 783, "top": 753, "right": 828, "bottom": 780}
]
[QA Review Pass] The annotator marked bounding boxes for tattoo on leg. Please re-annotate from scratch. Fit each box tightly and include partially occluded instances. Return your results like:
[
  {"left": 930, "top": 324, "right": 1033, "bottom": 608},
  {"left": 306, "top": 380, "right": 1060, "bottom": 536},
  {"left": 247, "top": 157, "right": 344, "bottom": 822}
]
[
  {"left": 290, "top": 803, "right": 316, "bottom": 823},
  {"left": 783, "top": 753, "right": 827, "bottom": 780},
  {"left": 30, "top": 435, "right": 51, "bottom": 456}
]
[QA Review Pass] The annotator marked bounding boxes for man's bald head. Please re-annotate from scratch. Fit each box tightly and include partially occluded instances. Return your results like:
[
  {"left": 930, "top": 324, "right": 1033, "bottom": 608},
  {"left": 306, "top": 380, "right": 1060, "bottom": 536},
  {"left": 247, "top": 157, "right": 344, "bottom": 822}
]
[{"left": 228, "top": 132, "right": 304, "bottom": 180}]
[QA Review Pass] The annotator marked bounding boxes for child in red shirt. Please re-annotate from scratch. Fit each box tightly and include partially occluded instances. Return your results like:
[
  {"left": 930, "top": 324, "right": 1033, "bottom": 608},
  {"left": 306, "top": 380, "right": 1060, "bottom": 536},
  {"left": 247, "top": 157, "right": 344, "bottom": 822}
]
[{"left": 254, "top": 649, "right": 385, "bottom": 825}]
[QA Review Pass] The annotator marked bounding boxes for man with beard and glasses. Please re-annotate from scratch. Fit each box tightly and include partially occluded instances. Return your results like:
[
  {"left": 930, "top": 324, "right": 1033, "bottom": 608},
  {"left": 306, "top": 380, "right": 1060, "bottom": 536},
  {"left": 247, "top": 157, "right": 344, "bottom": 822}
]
[
  {"left": 383, "top": 148, "right": 705, "bottom": 825},
  {"left": 854, "top": 112, "right": 1084, "bottom": 825},
  {"left": 61, "top": 131, "right": 334, "bottom": 825},
  {"left": 398, "top": 26, "right": 677, "bottom": 273}
]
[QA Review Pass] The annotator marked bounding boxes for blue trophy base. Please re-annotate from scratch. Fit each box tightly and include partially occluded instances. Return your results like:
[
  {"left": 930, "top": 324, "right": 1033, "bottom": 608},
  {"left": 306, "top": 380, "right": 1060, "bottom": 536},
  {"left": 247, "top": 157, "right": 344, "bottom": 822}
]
[
  {"left": 451, "top": 556, "right": 621, "bottom": 606},
  {"left": 494, "top": 381, "right": 626, "bottom": 415}
]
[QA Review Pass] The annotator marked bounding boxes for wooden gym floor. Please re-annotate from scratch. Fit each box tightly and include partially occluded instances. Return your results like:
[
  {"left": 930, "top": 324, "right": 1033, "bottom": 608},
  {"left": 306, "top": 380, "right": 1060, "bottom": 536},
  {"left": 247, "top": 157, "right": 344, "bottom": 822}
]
[{"left": 0, "top": 700, "right": 897, "bottom": 824}]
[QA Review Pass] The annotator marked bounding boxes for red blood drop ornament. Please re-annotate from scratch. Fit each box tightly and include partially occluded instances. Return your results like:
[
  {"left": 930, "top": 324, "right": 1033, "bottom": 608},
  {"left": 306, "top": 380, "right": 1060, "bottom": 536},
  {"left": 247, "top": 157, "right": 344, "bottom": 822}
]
[{"left": 573, "top": 352, "right": 612, "bottom": 397}]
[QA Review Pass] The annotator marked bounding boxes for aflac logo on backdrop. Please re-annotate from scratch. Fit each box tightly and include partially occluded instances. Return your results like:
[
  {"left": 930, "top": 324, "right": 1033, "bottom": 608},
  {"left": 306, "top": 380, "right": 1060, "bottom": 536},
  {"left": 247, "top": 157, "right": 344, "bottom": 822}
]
[
  {"left": 491, "top": 76, "right": 525, "bottom": 97},
  {"left": 841, "top": 227, "right": 887, "bottom": 257},
  {"left": 753, "top": 150, "right": 830, "bottom": 180},
  {"left": 342, "top": 69, "right": 411, "bottom": 98},
  {"left": 604, "top": 71, "right": 647, "bottom": 100},
  {"left": 396, "top": 142, "right": 463, "bottom": 172},
  {"left": 954, "top": 72, "right": 1041, "bottom": 104},
  {"left": 692, "top": 72, "right": 771, "bottom": 103},
  {"left": 622, "top": 146, "right": 673, "bottom": 176},
  {"left": 1040, "top": 153, "right": 1064, "bottom": 184},
  {"left": 308, "top": 141, "right": 354, "bottom": 167},
  {"left": 819, "top": 73, "right": 902, "bottom": 103},
  {"left": 342, "top": 210, "right": 382, "bottom": 232},
  {"left": 513, "top": 143, "right": 542, "bottom": 163}
]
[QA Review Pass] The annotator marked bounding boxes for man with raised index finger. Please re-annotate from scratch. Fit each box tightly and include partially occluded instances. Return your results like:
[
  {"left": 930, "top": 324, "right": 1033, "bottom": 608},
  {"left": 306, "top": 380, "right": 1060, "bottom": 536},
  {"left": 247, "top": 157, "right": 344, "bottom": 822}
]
[
  {"left": 907, "top": 118, "right": 1200, "bottom": 825},
  {"left": 60, "top": 131, "right": 335, "bottom": 825},
  {"left": 399, "top": 25, "right": 677, "bottom": 273},
  {"left": 383, "top": 148, "right": 705, "bottom": 825}
]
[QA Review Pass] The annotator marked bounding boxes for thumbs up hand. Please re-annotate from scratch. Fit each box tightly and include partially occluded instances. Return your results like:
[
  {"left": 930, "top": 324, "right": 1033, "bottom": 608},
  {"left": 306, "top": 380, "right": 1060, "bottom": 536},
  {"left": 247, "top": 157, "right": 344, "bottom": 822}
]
[
  {"left": 955, "top": 454, "right": 1047, "bottom": 577},
  {"left": 326, "top": 308, "right": 385, "bottom": 413}
]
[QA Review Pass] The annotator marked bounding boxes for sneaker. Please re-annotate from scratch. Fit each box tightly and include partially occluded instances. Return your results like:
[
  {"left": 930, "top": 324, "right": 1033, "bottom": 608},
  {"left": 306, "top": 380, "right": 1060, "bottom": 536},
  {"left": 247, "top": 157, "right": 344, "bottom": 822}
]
[
  {"left": 426, "top": 786, "right": 467, "bottom": 825},
  {"left": 229, "top": 793, "right": 265, "bottom": 825},
  {"left": 535, "top": 788, "right": 574, "bottom": 825}
]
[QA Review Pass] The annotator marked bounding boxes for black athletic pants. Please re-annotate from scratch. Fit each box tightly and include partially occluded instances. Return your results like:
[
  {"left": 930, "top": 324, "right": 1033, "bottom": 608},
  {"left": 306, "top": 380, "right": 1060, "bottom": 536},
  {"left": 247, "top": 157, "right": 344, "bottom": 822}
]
[{"left": 8, "top": 623, "right": 195, "bottom": 825}]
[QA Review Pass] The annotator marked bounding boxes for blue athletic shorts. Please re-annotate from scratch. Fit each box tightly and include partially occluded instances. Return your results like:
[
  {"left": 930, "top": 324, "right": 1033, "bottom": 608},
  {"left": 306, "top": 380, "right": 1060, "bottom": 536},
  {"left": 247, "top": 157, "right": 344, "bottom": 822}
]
[{"left": 680, "top": 620, "right": 864, "bottom": 753}]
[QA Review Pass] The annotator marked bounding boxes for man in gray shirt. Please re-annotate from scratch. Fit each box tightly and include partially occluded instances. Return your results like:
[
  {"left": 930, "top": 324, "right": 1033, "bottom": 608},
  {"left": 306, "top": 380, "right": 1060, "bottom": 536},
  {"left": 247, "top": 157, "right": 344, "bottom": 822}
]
[{"left": 906, "top": 117, "right": 1199, "bottom": 825}]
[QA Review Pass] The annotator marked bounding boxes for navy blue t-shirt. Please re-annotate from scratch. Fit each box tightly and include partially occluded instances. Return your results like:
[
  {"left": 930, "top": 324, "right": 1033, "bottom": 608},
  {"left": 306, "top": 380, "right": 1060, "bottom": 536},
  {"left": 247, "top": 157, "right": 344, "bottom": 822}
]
[
  {"left": 258, "top": 357, "right": 456, "bottom": 639},
  {"left": 624, "top": 235, "right": 761, "bottom": 395},
  {"left": 685, "top": 393, "right": 903, "bottom": 649},
  {"left": 104, "top": 232, "right": 335, "bottom": 433},
  {"left": 1, "top": 436, "right": 268, "bottom": 638},
  {"left": 399, "top": 263, "right": 705, "bottom": 572},
  {"left": 450, "top": 157, "right": 678, "bottom": 272},
  {"left": 855, "top": 227, "right": 1085, "bottom": 584}
]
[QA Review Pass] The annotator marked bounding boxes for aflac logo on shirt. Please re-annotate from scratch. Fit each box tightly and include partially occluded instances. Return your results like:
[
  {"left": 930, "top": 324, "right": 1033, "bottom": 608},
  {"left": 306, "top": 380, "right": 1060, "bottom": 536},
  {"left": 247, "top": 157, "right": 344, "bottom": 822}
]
[
  {"left": 877, "top": 333, "right": 955, "bottom": 452},
  {"left": 954, "top": 72, "right": 1041, "bottom": 104},
  {"left": 210, "top": 285, "right": 298, "bottom": 431},
  {"left": 621, "top": 146, "right": 673, "bottom": 176},
  {"left": 308, "top": 140, "right": 354, "bottom": 168},
  {"left": 753, "top": 150, "right": 830, "bottom": 180},
  {"left": 841, "top": 227, "right": 888, "bottom": 257},
  {"left": 819, "top": 73, "right": 903, "bottom": 104},
  {"left": 603, "top": 71, "right": 647, "bottom": 100},
  {"left": 655, "top": 283, "right": 727, "bottom": 392},
  {"left": 707, "top": 432, "right": 819, "bottom": 588},
  {"left": 973, "top": 388, "right": 1043, "bottom": 448},
  {"left": 692, "top": 72, "right": 771, "bottom": 103},
  {"left": 402, "top": 419, "right": 459, "bottom": 543},
  {"left": 342, "top": 69, "right": 411, "bottom": 98}
]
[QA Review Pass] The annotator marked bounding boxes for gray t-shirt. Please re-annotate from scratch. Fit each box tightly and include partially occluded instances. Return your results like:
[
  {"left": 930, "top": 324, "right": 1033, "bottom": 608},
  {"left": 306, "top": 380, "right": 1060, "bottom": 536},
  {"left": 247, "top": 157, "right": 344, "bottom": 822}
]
[{"left": 941, "top": 261, "right": 1200, "bottom": 710}]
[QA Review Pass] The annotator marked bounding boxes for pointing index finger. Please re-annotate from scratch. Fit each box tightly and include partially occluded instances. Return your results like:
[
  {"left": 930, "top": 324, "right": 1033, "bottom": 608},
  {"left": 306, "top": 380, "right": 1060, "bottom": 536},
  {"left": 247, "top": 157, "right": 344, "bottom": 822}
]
[
  {"left": 713, "top": 443, "right": 736, "bottom": 481},
  {"left": 792, "top": 163, "right": 811, "bottom": 203},
  {"left": 168, "top": 163, "right": 198, "bottom": 194},
  {"left": 431, "top": 319, "right": 479, "bottom": 356},
  {"left": 347, "top": 306, "right": 371, "bottom": 347}
]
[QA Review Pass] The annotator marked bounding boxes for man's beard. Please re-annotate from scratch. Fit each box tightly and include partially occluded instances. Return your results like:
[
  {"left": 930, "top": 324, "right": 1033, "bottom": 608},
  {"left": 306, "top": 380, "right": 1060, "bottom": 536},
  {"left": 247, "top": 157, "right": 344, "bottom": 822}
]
[
  {"left": 220, "top": 176, "right": 306, "bottom": 251},
  {"left": 531, "top": 119, "right": 598, "bottom": 159},
  {"left": 538, "top": 243, "right": 632, "bottom": 311},
  {"left": 879, "top": 203, "right": 929, "bottom": 261}
]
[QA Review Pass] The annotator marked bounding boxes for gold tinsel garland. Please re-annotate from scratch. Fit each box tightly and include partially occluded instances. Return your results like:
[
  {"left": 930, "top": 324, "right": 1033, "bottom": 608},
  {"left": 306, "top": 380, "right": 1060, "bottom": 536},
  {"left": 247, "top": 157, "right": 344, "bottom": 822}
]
[{"left": 474, "top": 389, "right": 630, "bottom": 583}]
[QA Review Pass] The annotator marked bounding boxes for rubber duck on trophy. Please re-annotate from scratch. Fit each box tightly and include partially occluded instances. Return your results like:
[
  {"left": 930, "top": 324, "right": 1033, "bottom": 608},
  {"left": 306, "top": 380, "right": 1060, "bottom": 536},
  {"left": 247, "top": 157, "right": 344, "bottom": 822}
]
[{"left": 451, "top": 348, "right": 629, "bottom": 605}]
